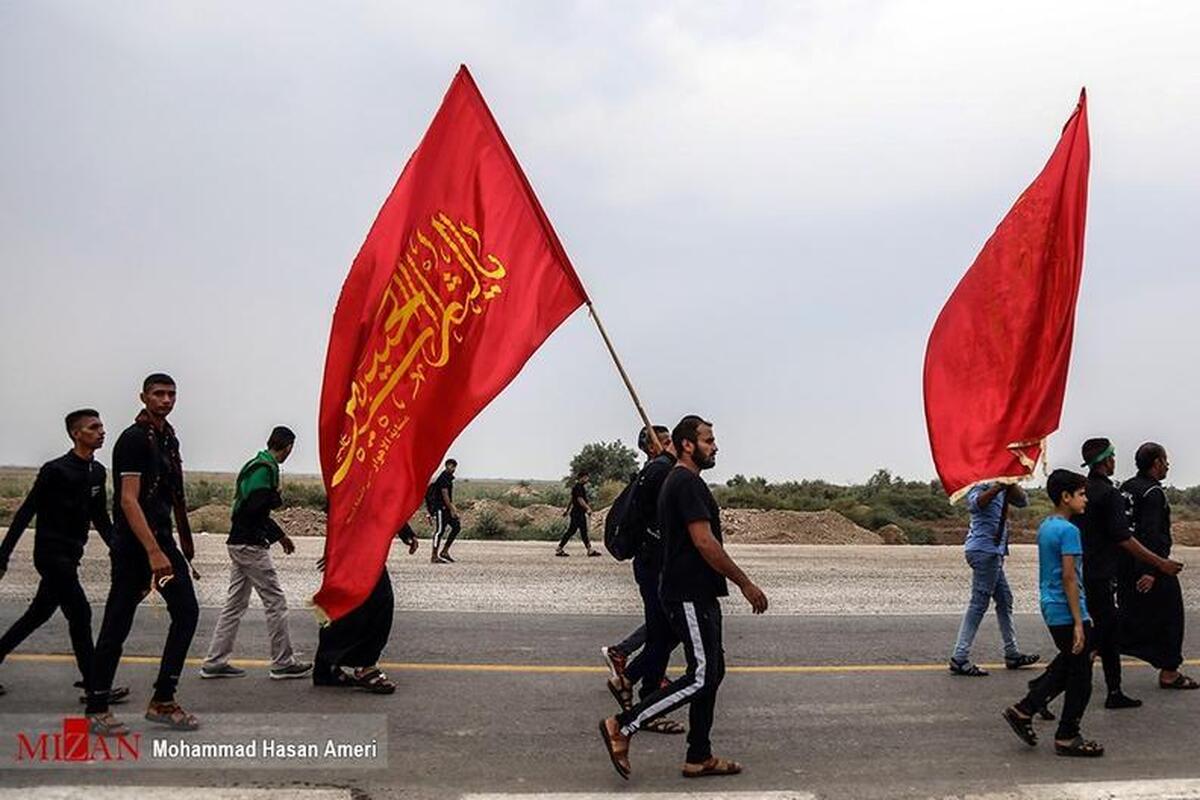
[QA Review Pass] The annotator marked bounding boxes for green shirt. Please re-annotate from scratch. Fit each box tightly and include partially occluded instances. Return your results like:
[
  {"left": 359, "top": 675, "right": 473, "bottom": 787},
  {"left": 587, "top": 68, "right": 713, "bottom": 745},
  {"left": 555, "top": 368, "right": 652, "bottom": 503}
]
[{"left": 232, "top": 450, "right": 279, "bottom": 516}]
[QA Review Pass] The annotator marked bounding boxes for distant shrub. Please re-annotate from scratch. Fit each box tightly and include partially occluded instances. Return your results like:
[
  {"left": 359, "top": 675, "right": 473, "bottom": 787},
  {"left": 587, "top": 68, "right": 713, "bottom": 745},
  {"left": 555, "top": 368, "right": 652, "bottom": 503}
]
[{"left": 472, "top": 510, "right": 508, "bottom": 539}]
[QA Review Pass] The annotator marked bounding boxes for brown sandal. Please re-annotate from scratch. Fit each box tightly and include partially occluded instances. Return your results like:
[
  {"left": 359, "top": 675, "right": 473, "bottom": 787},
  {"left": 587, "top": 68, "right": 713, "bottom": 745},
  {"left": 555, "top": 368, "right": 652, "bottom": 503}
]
[
  {"left": 642, "top": 716, "right": 685, "bottom": 735},
  {"left": 597, "top": 718, "right": 630, "bottom": 780},
  {"left": 682, "top": 755, "right": 742, "bottom": 777},
  {"left": 607, "top": 676, "right": 633, "bottom": 711},
  {"left": 145, "top": 701, "right": 199, "bottom": 731},
  {"left": 88, "top": 712, "right": 129, "bottom": 736}
]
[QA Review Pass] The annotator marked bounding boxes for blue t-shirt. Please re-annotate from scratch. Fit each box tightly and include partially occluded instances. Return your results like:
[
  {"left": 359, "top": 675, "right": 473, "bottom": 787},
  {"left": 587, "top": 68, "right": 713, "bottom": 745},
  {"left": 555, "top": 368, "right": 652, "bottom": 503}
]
[{"left": 1037, "top": 516, "right": 1090, "bottom": 626}]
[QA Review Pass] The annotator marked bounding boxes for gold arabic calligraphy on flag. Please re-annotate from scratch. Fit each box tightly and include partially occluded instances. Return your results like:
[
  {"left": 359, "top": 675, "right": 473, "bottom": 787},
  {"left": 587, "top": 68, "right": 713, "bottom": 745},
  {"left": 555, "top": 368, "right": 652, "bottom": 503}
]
[{"left": 332, "top": 212, "right": 507, "bottom": 511}]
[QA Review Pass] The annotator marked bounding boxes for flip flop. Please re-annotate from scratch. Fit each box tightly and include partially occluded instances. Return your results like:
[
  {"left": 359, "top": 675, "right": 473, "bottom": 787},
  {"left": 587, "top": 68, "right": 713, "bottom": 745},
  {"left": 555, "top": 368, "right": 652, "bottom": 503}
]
[{"left": 597, "top": 718, "right": 630, "bottom": 780}]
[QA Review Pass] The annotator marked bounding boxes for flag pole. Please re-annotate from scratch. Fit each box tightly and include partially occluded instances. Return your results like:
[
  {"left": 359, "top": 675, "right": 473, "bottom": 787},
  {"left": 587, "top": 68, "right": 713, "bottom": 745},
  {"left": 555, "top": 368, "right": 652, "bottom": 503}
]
[{"left": 585, "top": 301, "right": 663, "bottom": 456}]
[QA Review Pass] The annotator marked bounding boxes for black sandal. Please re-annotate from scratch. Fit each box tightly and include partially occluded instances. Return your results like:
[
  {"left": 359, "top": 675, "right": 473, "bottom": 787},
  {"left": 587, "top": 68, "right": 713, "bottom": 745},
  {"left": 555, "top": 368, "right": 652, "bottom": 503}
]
[
  {"left": 949, "top": 659, "right": 989, "bottom": 677},
  {"left": 350, "top": 667, "right": 396, "bottom": 694},
  {"left": 1160, "top": 674, "right": 1200, "bottom": 690},
  {"left": 1054, "top": 736, "right": 1104, "bottom": 757},
  {"left": 1002, "top": 706, "right": 1037, "bottom": 746}
]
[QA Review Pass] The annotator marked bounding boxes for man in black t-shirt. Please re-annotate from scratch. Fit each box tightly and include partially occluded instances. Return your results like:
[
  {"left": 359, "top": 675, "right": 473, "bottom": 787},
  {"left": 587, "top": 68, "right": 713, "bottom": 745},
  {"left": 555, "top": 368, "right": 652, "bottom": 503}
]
[
  {"left": 1071, "top": 438, "right": 1182, "bottom": 708},
  {"left": 0, "top": 410, "right": 127, "bottom": 704},
  {"left": 602, "top": 425, "right": 685, "bottom": 735},
  {"left": 425, "top": 459, "right": 460, "bottom": 563},
  {"left": 600, "top": 415, "right": 768, "bottom": 780},
  {"left": 86, "top": 374, "right": 201, "bottom": 735},
  {"left": 556, "top": 471, "right": 599, "bottom": 557}
]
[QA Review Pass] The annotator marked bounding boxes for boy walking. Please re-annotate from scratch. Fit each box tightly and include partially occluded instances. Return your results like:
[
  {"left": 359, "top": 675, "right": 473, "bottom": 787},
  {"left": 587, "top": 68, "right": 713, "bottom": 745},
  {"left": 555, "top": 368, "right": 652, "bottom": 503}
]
[
  {"left": 200, "top": 426, "right": 311, "bottom": 680},
  {"left": 1002, "top": 469, "right": 1104, "bottom": 757}
]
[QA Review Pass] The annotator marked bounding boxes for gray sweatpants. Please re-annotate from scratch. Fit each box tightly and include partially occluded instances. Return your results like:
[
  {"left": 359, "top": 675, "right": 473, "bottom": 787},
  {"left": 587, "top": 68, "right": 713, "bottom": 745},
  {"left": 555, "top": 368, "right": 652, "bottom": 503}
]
[{"left": 203, "top": 544, "right": 296, "bottom": 669}]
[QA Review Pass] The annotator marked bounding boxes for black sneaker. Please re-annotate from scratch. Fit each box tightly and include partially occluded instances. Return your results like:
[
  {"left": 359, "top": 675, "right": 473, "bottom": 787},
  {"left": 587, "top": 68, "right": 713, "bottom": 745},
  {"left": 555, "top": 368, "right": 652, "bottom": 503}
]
[
  {"left": 439, "top": 552, "right": 456, "bottom": 563},
  {"left": 199, "top": 664, "right": 246, "bottom": 679},
  {"left": 1005, "top": 653, "right": 1040, "bottom": 670},
  {"left": 270, "top": 662, "right": 314, "bottom": 680},
  {"left": 554, "top": 549, "right": 569, "bottom": 557},
  {"left": 1105, "top": 690, "right": 1142, "bottom": 709}
]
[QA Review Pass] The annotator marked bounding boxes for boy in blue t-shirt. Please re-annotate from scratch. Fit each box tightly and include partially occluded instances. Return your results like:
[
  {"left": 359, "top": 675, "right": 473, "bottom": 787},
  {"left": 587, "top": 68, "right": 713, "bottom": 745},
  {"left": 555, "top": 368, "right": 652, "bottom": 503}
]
[{"left": 1002, "top": 469, "right": 1104, "bottom": 757}]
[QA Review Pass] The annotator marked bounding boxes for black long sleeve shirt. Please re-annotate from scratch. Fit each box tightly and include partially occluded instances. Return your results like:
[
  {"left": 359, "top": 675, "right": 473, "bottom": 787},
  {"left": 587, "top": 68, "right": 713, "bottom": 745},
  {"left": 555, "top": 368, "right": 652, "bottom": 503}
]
[
  {"left": 1120, "top": 474, "right": 1172, "bottom": 579},
  {"left": 0, "top": 451, "right": 113, "bottom": 566}
]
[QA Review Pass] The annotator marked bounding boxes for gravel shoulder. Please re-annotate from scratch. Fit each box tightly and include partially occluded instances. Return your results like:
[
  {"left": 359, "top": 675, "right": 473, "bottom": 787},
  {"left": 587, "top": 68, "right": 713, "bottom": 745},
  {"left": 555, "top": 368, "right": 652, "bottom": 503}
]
[{"left": 0, "top": 533, "right": 1197, "bottom": 616}]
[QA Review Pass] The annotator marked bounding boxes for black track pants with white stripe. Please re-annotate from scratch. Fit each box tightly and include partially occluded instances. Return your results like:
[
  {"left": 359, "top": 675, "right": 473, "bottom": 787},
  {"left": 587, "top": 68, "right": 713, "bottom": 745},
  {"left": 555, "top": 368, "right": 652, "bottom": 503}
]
[
  {"left": 615, "top": 598, "right": 726, "bottom": 764},
  {"left": 431, "top": 510, "right": 461, "bottom": 554}
]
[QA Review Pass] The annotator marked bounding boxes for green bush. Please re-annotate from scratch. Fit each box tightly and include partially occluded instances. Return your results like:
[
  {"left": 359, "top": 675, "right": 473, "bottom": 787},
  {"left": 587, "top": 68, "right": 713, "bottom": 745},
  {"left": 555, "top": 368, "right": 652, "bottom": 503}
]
[{"left": 471, "top": 510, "right": 509, "bottom": 539}]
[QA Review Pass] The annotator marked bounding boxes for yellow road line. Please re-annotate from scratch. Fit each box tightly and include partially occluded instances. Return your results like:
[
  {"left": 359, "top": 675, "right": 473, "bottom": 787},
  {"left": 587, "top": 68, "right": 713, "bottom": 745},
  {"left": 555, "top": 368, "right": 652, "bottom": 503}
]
[{"left": 7, "top": 653, "right": 1199, "bottom": 675}]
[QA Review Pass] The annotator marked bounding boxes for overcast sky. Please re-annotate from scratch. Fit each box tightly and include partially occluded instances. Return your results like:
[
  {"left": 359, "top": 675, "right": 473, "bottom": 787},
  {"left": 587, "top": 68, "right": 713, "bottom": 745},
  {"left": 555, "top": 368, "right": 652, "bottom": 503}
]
[{"left": 2, "top": 1, "right": 1198, "bottom": 488}]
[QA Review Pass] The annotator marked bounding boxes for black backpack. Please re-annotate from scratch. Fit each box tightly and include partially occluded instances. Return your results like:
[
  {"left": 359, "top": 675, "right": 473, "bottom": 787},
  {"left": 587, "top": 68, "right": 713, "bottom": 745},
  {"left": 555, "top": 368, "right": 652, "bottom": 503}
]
[{"left": 603, "top": 470, "right": 645, "bottom": 561}]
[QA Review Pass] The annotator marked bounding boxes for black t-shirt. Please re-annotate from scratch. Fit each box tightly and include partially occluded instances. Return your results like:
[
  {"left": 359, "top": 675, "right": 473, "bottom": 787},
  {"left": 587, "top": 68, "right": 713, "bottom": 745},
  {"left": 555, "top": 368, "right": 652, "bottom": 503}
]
[
  {"left": 111, "top": 422, "right": 178, "bottom": 542},
  {"left": 633, "top": 453, "right": 676, "bottom": 573},
  {"left": 569, "top": 482, "right": 589, "bottom": 517},
  {"left": 658, "top": 466, "right": 728, "bottom": 602},
  {"left": 425, "top": 470, "right": 454, "bottom": 514},
  {"left": 0, "top": 452, "right": 112, "bottom": 565},
  {"left": 1070, "top": 472, "right": 1133, "bottom": 583}
]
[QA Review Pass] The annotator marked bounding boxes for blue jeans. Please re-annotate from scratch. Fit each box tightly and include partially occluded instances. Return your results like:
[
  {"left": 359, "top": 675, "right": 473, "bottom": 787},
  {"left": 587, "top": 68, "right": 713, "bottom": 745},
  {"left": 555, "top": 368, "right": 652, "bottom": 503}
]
[{"left": 951, "top": 551, "right": 1020, "bottom": 663}]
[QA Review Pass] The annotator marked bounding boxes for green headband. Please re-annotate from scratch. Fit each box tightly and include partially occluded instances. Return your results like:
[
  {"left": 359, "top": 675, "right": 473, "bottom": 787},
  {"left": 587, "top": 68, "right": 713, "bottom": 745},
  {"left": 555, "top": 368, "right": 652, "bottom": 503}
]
[{"left": 1082, "top": 444, "right": 1115, "bottom": 468}]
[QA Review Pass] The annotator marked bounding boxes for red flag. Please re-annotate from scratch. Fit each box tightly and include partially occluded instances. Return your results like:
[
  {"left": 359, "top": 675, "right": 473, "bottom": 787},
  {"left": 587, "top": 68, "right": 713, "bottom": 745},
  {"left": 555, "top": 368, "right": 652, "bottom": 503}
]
[
  {"left": 315, "top": 66, "right": 588, "bottom": 620},
  {"left": 924, "top": 90, "right": 1090, "bottom": 501}
]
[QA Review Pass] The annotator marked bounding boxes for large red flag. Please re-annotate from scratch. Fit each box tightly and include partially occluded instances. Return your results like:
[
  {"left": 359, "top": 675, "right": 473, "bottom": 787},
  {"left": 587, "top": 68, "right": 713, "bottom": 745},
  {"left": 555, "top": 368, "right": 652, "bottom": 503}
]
[
  {"left": 924, "top": 90, "right": 1090, "bottom": 501},
  {"left": 315, "top": 66, "right": 588, "bottom": 620}
]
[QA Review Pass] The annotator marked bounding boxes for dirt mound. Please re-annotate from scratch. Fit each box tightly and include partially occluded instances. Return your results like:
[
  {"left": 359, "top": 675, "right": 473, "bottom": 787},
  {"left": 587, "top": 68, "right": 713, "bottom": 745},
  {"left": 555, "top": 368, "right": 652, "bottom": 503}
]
[
  {"left": 1174, "top": 521, "right": 1200, "bottom": 547},
  {"left": 722, "top": 509, "right": 882, "bottom": 544},
  {"left": 876, "top": 523, "right": 908, "bottom": 545},
  {"left": 276, "top": 506, "right": 327, "bottom": 537},
  {"left": 459, "top": 499, "right": 565, "bottom": 532},
  {"left": 188, "top": 504, "right": 232, "bottom": 534}
]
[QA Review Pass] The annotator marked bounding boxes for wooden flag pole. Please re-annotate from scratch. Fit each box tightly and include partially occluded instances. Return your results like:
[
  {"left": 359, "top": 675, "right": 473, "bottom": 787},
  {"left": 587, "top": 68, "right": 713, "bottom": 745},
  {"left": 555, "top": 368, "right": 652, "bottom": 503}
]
[{"left": 586, "top": 301, "right": 663, "bottom": 457}]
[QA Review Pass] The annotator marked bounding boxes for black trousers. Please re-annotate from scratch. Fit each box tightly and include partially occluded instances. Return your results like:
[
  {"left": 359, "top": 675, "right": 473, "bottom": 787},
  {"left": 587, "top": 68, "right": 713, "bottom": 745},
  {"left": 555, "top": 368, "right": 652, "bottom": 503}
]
[
  {"left": 1019, "top": 622, "right": 1094, "bottom": 740},
  {"left": 624, "top": 558, "right": 678, "bottom": 702},
  {"left": 557, "top": 514, "right": 591, "bottom": 550},
  {"left": 87, "top": 538, "right": 199, "bottom": 713},
  {"left": 314, "top": 570, "right": 394, "bottom": 685},
  {"left": 1085, "top": 577, "right": 1123, "bottom": 693},
  {"left": 616, "top": 598, "right": 725, "bottom": 764},
  {"left": 0, "top": 550, "right": 94, "bottom": 688},
  {"left": 431, "top": 510, "right": 461, "bottom": 554}
]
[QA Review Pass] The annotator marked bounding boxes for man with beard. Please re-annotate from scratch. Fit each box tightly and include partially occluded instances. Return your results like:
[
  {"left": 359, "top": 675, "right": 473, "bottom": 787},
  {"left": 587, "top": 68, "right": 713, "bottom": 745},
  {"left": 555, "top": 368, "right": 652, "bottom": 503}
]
[
  {"left": 86, "top": 374, "right": 200, "bottom": 734},
  {"left": 313, "top": 524, "right": 419, "bottom": 694},
  {"left": 599, "top": 415, "right": 768, "bottom": 780},
  {"left": 1072, "top": 438, "right": 1183, "bottom": 708},
  {"left": 603, "top": 425, "right": 685, "bottom": 736},
  {"left": 0, "top": 410, "right": 127, "bottom": 705},
  {"left": 1118, "top": 443, "right": 1196, "bottom": 690}
]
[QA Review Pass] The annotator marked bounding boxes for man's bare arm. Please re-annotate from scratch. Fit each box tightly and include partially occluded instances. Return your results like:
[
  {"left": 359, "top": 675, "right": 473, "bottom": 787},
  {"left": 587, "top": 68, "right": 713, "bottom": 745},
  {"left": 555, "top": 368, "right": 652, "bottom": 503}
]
[
  {"left": 687, "top": 520, "right": 767, "bottom": 613},
  {"left": 120, "top": 475, "right": 173, "bottom": 584}
]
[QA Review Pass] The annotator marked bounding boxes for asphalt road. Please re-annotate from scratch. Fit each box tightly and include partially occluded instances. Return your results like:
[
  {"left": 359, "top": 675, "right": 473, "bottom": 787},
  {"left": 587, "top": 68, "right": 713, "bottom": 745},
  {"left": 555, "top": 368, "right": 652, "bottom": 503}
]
[
  {"left": 0, "top": 603, "right": 1198, "bottom": 799},
  {"left": 0, "top": 539, "right": 1197, "bottom": 798}
]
